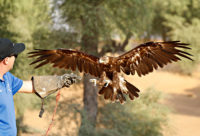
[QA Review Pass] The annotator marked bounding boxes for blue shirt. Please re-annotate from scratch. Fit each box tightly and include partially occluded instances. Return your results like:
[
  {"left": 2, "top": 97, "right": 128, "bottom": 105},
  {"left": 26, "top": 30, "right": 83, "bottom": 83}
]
[{"left": 0, "top": 72, "right": 23, "bottom": 136}]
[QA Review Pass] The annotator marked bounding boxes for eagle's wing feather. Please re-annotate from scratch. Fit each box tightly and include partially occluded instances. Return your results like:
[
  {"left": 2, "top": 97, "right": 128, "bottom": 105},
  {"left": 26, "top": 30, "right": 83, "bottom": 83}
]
[
  {"left": 117, "top": 41, "right": 193, "bottom": 76},
  {"left": 28, "top": 49, "right": 103, "bottom": 77}
]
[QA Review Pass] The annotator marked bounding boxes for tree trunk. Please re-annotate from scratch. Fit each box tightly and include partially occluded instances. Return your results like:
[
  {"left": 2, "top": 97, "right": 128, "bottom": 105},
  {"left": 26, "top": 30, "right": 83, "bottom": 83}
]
[
  {"left": 83, "top": 74, "right": 98, "bottom": 125},
  {"left": 79, "top": 32, "right": 99, "bottom": 135}
]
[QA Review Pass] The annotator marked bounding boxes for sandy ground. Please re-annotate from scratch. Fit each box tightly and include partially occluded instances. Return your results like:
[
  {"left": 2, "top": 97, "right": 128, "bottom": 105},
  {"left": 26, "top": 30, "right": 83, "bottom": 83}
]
[
  {"left": 21, "top": 70, "right": 200, "bottom": 136},
  {"left": 125, "top": 71, "right": 200, "bottom": 136}
]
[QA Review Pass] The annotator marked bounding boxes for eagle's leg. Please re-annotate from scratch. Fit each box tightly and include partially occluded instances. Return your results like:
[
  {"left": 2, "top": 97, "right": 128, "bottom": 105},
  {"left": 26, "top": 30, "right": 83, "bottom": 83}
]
[
  {"left": 98, "top": 71, "right": 111, "bottom": 87},
  {"left": 90, "top": 78, "right": 111, "bottom": 87},
  {"left": 111, "top": 72, "right": 121, "bottom": 100},
  {"left": 112, "top": 72, "right": 121, "bottom": 91},
  {"left": 89, "top": 71, "right": 111, "bottom": 88},
  {"left": 112, "top": 72, "right": 128, "bottom": 103},
  {"left": 118, "top": 75, "right": 128, "bottom": 94}
]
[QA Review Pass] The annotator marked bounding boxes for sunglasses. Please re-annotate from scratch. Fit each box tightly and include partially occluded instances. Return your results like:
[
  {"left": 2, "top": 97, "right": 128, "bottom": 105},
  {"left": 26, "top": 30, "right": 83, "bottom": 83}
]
[
  {"left": 0, "top": 54, "right": 18, "bottom": 60},
  {"left": 8, "top": 54, "right": 18, "bottom": 59},
  {"left": 14, "top": 55, "right": 18, "bottom": 58}
]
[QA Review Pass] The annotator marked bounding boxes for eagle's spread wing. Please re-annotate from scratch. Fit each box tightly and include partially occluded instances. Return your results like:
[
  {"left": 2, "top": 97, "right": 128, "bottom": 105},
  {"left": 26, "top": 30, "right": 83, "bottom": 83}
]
[
  {"left": 28, "top": 49, "right": 103, "bottom": 77},
  {"left": 117, "top": 41, "right": 193, "bottom": 76}
]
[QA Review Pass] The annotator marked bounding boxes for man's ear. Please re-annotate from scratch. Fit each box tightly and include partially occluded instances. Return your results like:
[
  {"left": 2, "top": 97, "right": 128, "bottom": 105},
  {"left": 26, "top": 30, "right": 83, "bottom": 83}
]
[{"left": 3, "top": 57, "right": 9, "bottom": 65}]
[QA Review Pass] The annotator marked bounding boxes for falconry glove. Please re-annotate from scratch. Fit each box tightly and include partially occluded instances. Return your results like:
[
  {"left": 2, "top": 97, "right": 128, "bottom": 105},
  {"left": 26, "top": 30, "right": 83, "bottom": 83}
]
[{"left": 31, "top": 73, "right": 81, "bottom": 117}]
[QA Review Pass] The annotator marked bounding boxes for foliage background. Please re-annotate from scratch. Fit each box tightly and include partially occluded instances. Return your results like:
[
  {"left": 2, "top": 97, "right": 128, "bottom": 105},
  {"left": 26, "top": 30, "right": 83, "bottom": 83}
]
[{"left": 50, "top": 88, "right": 170, "bottom": 136}]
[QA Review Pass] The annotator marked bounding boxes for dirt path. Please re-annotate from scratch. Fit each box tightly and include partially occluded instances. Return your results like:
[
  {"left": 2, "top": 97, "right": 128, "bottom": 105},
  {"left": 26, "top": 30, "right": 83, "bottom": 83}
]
[
  {"left": 22, "top": 71, "right": 200, "bottom": 136},
  {"left": 125, "top": 71, "right": 200, "bottom": 136}
]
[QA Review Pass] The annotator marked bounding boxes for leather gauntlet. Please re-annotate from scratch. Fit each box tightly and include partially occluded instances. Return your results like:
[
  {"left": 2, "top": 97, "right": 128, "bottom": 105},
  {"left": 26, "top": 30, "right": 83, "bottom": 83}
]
[
  {"left": 31, "top": 73, "right": 81, "bottom": 117},
  {"left": 32, "top": 73, "right": 81, "bottom": 99}
]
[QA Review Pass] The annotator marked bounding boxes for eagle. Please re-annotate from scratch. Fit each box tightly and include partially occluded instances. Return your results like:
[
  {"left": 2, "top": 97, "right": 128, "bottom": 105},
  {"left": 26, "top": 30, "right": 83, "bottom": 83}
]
[{"left": 28, "top": 41, "right": 192, "bottom": 103}]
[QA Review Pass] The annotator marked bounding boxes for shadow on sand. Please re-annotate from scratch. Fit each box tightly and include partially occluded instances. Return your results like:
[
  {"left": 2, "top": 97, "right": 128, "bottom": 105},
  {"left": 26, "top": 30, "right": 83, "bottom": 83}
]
[{"left": 166, "top": 85, "right": 200, "bottom": 117}]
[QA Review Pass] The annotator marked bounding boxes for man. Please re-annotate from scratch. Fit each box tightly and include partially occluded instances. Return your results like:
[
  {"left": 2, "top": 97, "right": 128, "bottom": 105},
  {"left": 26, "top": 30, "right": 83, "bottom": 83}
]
[
  {"left": 0, "top": 38, "right": 80, "bottom": 136},
  {"left": 0, "top": 38, "right": 34, "bottom": 136}
]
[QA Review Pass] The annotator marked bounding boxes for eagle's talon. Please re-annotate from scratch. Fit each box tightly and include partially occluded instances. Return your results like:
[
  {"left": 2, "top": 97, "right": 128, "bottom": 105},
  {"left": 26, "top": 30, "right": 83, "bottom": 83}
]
[{"left": 104, "top": 80, "right": 111, "bottom": 87}]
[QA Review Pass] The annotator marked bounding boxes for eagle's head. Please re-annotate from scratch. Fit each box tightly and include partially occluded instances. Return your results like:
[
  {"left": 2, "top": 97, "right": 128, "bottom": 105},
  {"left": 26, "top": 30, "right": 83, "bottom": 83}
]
[{"left": 99, "top": 56, "right": 110, "bottom": 64}]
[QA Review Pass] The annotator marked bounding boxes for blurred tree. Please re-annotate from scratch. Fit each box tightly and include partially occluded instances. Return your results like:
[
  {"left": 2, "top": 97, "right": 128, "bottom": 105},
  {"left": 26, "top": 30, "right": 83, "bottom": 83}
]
[
  {"left": 9, "top": 0, "right": 52, "bottom": 78},
  {"left": 162, "top": 0, "right": 200, "bottom": 73},
  {"left": 0, "top": 0, "right": 15, "bottom": 38},
  {"left": 51, "top": 0, "right": 155, "bottom": 134},
  {"left": 149, "top": 0, "right": 199, "bottom": 73},
  {"left": 3, "top": 0, "right": 52, "bottom": 135}
]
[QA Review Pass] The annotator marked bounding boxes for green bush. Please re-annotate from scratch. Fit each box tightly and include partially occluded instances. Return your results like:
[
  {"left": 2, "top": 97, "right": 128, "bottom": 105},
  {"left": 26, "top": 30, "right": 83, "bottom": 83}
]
[{"left": 54, "top": 88, "right": 170, "bottom": 136}]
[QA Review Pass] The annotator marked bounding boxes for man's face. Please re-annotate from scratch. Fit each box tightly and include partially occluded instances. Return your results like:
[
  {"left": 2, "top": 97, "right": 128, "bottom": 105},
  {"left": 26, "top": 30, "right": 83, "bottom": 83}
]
[{"left": 7, "top": 56, "right": 16, "bottom": 70}]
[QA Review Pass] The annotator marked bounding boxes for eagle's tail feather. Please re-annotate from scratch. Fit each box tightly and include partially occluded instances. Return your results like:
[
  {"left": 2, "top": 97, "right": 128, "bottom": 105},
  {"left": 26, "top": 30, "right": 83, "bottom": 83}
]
[
  {"left": 116, "top": 89, "right": 126, "bottom": 103},
  {"left": 98, "top": 81, "right": 139, "bottom": 103},
  {"left": 99, "top": 84, "right": 113, "bottom": 100},
  {"left": 125, "top": 80, "right": 140, "bottom": 100}
]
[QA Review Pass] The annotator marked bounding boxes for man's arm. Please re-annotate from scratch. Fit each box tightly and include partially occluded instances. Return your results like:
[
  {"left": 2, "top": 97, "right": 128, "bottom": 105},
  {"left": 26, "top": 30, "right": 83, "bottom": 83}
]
[
  {"left": 18, "top": 81, "right": 35, "bottom": 93},
  {"left": 18, "top": 74, "right": 80, "bottom": 94}
]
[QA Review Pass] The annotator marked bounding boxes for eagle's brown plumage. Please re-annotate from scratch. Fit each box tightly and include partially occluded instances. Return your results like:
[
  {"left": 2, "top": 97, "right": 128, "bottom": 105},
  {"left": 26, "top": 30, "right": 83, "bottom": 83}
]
[{"left": 28, "top": 41, "right": 192, "bottom": 103}]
